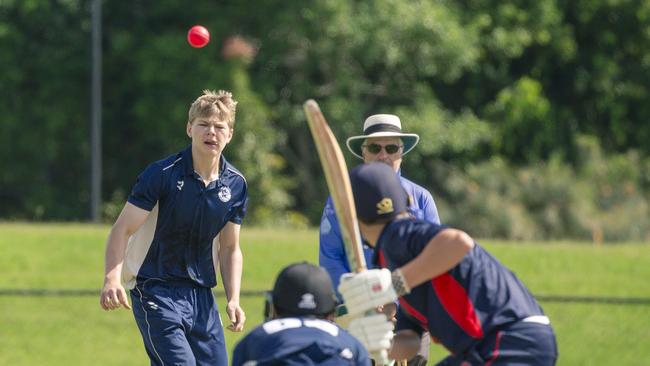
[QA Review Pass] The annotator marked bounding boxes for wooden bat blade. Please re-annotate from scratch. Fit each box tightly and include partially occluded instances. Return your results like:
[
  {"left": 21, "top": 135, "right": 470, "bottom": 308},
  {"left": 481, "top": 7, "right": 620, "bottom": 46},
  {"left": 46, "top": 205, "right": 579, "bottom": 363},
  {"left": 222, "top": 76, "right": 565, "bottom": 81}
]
[
  {"left": 303, "top": 99, "right": 367, "bottom": 273},
  {"left": 304, "top": 101, "right": 391, "bottom": 365}
]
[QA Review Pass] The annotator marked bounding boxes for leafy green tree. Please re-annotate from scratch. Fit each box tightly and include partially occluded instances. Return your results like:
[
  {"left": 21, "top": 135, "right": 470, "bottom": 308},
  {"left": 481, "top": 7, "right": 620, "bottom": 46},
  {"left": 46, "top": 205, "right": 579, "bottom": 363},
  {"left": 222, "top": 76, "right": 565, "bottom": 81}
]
[
  {"left": 484, "top": 77, "right": 555, "bottom": 163},
  {"left": 558, "top": 0, "right": 650, "bottom": 155},
  {"left": 238, "top": 1, "right": 490, "bottom": 219},
  {"left": 0, "top": 0, "right": 90, "bottom": 219},
  {"left": 2, "top": 0, "right": 650, "bottom": 241}
]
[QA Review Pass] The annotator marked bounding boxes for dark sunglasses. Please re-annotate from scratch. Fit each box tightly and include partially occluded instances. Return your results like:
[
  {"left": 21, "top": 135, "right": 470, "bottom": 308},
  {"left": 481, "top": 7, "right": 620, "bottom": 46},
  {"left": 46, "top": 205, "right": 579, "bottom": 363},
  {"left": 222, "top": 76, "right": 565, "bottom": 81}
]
[{"left": 362, "top": 143, "right": 403, "bottom": 154}]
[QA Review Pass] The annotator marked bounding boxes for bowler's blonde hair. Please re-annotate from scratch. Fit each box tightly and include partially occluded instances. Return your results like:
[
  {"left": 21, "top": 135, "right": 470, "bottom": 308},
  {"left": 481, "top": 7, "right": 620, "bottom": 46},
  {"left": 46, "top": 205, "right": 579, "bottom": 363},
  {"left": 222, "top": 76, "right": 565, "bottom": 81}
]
[{"left": 188, "top": 89, "right": 238, "bottom": 128}]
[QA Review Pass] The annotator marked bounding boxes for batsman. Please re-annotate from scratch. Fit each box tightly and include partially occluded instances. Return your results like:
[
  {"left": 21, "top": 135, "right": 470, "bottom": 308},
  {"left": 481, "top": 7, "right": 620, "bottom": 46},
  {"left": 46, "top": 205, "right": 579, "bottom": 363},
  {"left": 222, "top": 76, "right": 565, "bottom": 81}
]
[{"left": 339, "top": 162, "right": 559, "bottom": 365}]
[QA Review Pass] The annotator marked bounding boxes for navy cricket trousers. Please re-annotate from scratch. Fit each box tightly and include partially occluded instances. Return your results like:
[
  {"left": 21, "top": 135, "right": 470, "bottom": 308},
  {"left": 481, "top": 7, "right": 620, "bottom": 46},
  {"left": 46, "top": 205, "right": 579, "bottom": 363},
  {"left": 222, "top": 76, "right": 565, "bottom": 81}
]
[
  {"left": 131, "top": 280, "right": 227, "bottom": 366},
  {"left": 436, "top": 318, "right": 558, "bottom": 366}
]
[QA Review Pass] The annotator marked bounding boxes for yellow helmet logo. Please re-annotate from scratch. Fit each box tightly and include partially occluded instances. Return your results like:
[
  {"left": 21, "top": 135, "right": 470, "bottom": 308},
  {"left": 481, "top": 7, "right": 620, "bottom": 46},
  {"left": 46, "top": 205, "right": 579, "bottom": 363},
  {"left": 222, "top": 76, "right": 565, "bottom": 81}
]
[{"left": 376, "top": 198, "right": 394, "bottom": 215}]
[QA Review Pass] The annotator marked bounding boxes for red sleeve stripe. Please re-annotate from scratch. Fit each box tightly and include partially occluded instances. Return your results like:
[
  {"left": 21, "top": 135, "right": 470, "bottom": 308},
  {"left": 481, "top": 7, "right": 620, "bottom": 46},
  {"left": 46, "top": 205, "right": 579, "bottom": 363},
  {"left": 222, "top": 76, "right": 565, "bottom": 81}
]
[
  {"left": 431, "top": 274, "right": 484, "bottom": 339},
  {"left": 397, "top": 297, "right": 428, "bottom": 326},
  {"left": 485, "top": 330, "right": 504, "bottom": 366},
  {"left": 377, "top": 248, "right": 388, "bottom": 267}
]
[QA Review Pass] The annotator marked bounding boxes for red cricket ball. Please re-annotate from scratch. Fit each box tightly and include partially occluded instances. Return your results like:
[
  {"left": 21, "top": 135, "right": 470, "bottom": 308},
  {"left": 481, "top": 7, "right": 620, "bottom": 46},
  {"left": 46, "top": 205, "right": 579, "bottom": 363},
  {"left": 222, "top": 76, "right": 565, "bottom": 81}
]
[{"left": 187, "top": 25, "right": 210, "bottom": 48}]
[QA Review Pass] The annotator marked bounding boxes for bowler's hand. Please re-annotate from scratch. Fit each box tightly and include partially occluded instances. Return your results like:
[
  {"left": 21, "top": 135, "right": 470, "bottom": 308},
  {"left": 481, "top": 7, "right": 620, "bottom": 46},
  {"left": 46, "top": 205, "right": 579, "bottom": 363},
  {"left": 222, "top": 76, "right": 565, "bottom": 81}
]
[
  {"left": 100, "top": 280, "right": 131, "bottom": 310},
  {"left": 226, "top": 301, "right": 245, "bottom": 332}
]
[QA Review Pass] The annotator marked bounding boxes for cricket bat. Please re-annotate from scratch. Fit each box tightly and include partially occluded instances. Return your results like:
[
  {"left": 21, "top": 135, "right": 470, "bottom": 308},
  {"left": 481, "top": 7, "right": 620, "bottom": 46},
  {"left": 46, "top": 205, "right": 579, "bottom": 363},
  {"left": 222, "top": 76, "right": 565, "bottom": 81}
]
[
  {"left": 303, "top": 99, "right": 366, "bottom": 273},
  {"left": 304, "top": 100, "right": 392, "bottom": 365}
]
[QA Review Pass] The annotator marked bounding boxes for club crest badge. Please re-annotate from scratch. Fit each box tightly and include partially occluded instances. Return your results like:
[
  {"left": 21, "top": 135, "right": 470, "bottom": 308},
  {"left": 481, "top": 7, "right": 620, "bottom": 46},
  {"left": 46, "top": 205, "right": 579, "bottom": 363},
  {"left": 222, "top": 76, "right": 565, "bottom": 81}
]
[
  {"left": 298, "top": 293, "right": 317, "bottom": 309},
  {"left": 218, "top": 186, "right": 232, "bottom": 202},
  {"left": 376, "top": 198, "right": 394, "bottom": 214}
]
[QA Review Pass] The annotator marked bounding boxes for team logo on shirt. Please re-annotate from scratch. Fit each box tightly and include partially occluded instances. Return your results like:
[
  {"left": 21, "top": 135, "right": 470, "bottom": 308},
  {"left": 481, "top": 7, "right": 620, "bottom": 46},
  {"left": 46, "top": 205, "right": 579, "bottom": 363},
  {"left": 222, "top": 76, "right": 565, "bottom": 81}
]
[
  {"left": 298, "top": 293, "right": 317, "bottom": 309},
  {"left": 376, "top": 198, "right": 394, "bottom": 214},
  {"left": 176, "top": 180, "right": 184, "bottom": 191},
  {"left": 218, "top": 186, "right": 232, "bottom": 202},
  {"left": 340, "top": 348, "right": 353, "bottom": 359}
]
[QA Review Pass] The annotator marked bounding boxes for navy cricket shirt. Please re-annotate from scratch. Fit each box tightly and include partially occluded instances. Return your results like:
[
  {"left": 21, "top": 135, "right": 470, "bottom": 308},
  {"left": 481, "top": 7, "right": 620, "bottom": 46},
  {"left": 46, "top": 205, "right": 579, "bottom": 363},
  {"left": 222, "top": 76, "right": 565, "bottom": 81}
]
[
  {"left": 373, "top": 218, "right": 545, "bottom": 356},
  {"left": 232, "top": 317, "right": 370, "bottom": 365},
  {"left": 121, "top": 146, "right": 247, "bottom": 289}
]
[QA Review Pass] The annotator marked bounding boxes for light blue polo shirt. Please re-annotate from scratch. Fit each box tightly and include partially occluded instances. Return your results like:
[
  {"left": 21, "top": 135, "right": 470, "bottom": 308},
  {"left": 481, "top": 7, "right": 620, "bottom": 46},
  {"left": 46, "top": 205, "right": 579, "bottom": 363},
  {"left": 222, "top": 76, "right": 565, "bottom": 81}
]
[{"left": 122, "top": 146, "right": 247, "bottom": 289}]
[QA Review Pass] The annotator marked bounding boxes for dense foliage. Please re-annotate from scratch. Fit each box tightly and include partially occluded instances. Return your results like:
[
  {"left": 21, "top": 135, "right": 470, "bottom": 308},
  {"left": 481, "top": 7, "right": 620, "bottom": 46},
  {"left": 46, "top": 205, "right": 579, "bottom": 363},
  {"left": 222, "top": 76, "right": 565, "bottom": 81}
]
[{"left": 1, "top": 0, "right": 649, "bottom": 240}]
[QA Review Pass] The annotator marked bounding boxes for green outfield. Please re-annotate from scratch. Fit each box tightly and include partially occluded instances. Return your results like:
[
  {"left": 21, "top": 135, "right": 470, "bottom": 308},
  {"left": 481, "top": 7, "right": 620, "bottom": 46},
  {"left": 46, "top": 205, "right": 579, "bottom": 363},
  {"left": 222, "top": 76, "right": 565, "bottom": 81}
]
[{"left": 1, "top": 223, "right": 649, "bottom": 365}]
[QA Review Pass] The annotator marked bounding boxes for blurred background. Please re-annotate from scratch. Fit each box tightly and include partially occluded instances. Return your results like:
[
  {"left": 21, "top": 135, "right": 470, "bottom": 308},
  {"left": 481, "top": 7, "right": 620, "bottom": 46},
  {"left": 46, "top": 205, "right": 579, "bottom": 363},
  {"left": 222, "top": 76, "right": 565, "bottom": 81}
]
[
  {"left": 2, "top": 0, "right": 650, "bottom": 240},
  {"left": 1, "top": 1, "right": 650, "bottom": 365}
]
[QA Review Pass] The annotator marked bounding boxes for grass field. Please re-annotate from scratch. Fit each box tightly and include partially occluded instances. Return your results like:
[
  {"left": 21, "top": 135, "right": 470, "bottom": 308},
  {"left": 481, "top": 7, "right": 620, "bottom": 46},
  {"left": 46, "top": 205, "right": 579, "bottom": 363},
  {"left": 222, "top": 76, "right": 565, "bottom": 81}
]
[{"left": 1, "top": 223, "right": 649, "bottom": 365}]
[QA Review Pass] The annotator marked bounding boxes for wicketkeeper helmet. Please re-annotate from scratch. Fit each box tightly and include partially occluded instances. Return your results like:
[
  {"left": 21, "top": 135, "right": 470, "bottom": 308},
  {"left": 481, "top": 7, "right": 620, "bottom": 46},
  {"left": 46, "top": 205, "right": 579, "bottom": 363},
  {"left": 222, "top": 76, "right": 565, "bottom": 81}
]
[{"left": 266, "top": 262, "right": 339, "bottom": 319}]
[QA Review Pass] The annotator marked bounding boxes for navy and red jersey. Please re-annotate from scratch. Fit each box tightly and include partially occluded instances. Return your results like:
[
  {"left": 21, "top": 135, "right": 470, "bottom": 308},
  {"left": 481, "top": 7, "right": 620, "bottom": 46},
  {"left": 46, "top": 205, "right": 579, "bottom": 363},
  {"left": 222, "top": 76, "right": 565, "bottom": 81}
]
[
  {"left": 373, "top": 218, "right": 545, "bottom": 356},
  {"left": 122, "top": 145, "right": 248, "bottom": 289},
  {"left": 232, "top": 317, "right": 370, "bottom": 365}
]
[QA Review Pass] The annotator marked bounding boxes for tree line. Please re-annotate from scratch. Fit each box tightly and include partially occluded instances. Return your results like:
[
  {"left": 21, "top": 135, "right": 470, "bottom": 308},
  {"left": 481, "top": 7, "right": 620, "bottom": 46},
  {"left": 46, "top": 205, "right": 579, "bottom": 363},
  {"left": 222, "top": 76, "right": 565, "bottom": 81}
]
[{"left": 1, "top": 0, "right": 649, "bottom": 240}]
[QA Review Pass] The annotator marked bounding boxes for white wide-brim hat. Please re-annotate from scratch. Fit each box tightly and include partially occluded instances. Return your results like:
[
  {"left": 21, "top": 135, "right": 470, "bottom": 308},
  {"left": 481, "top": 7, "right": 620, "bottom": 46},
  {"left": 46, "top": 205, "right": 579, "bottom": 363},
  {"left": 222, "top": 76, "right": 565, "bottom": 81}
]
[{"left": 346, "top": 114, "right": 420, "bottom": 159}]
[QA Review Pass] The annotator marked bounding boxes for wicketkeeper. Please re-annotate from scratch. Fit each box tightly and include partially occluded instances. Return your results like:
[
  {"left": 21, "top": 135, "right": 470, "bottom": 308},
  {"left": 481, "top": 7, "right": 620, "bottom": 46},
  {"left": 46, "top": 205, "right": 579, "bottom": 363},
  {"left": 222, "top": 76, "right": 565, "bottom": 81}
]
[
  {"left": 232, "top": 262, "right": 383, "bottom": 365},
  {"left": 340, "top": 162, "right": 558, "bottom": 365}
]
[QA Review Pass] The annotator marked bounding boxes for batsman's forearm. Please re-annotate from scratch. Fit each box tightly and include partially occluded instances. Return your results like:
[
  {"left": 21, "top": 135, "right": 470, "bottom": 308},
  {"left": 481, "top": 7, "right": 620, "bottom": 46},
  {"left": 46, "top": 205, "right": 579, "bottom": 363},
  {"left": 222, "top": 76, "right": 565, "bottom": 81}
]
[
  {"left": 220, "top": 246, "right": 243, "bottom": 302},
  {"left": 399, "top": 229, "right": 474, "bottom": 290}
]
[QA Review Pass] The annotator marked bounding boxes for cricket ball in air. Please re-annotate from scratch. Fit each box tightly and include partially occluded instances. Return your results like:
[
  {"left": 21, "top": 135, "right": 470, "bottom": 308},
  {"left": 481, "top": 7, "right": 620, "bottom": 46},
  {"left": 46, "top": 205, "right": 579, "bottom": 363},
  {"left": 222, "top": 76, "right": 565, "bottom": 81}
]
[{"left": 187, "top": 25, "right": 210, "bottom": 48}]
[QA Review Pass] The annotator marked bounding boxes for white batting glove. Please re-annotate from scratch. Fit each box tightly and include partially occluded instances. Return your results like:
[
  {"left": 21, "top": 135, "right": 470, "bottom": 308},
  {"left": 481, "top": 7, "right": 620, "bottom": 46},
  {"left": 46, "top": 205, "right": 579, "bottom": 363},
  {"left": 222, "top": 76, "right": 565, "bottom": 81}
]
[
  {"left": 349, "top": 314, "right": 394, "bottom": 359},
  {"left": 338, "top": 269, "right": 397, "bottom": 317}
]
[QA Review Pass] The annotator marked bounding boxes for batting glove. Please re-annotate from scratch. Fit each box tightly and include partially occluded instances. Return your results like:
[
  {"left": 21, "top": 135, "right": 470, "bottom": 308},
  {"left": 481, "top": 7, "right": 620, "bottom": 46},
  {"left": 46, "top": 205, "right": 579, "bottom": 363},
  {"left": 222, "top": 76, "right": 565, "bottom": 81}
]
[
  {"left": 348, "top": 314, "right": 394, "bottom": 359},
  {"left": 338, "top": 269, "right": 397, "bottom": 317}
]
